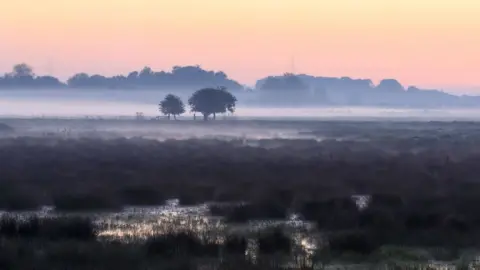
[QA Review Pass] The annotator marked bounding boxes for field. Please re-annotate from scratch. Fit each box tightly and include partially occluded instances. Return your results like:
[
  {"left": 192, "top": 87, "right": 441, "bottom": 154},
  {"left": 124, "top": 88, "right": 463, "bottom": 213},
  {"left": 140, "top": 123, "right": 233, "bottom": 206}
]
[{"left": 1, "top": 118, "right": 480, "bottom": 269}]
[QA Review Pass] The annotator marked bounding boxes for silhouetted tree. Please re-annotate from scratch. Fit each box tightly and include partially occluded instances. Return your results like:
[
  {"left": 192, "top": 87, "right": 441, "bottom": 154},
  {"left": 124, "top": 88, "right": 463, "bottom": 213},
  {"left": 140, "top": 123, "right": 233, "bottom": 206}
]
[
  {"left": 255, "top": 73, "right": 313, "bottom": 106},
  {"left": 0, "top": 63, "right": 65, "bottom": 88},
  {"left": 0, "top": 62, "right": 473, "bottom": 108},
  {"left": 63, "top": 65, "right": 243, "bottom": 90},
  {"left": 376, "top": 79, "right": 404, "bottom": 92},
  {"left": 7, "top": 63, "right": 35, "bottom": 86},
  {"left": 159, "top": 94, "right": 185, "bottom": 120},
  {"left": 67, "top": 73, "right": 90, "bottom": 88},
  {"left": 188, "top": 87, "right": 237, "bottom": 121},
  {"left": 10, "top": 63, "right": 34, "bottom": 78},
  {"left": 258, "top": 73, "right": 309, "bottom": 92},
  {"left": 254, "top": 73, "right": 463, "bottom": 106}
]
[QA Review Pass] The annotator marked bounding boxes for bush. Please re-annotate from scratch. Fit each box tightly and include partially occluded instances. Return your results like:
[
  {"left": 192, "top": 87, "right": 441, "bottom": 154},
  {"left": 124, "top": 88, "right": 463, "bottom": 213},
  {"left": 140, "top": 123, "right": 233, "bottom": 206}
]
[
  {"left": 224, "top": 235, "right": 247, "bottom": 255},
  {"left": 257, "top": 229, "right": 291, "bottom": 254},
  {"left": 40, "top": 217, "right": 97, "bottom": 241},
  {"left": 300, "top": 197, "right": 360, "bottom": 230},
  {"left": 145, "top": 231, "right": 218, "bottom": 258},
  {"left": 0, "top": 215, "right": 19, "bottom": 237},
  {"left": 328, "top": 231, "right": 379, "bottom": 255},
  {"left": 0, "top": 216, "right": 97, "bottom": 241}
]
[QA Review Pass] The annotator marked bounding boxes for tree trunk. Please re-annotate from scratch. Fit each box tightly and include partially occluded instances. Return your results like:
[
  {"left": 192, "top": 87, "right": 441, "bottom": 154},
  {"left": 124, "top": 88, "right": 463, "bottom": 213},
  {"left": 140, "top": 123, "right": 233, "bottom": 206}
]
[
  {"left": 174, "top": 114, "right": 177, "bottom": 120},
  {"left": 167, "top": 114, "right": 170, "bottom": 120},
  {"left": 213, "top": 113, "right": 216, "bottom": 120},
  {"left": 193, "top": 113, "right": 196, "bottom": 120},
  {"left": 203, "top": 113, "right": 209, "bottom": 121}
]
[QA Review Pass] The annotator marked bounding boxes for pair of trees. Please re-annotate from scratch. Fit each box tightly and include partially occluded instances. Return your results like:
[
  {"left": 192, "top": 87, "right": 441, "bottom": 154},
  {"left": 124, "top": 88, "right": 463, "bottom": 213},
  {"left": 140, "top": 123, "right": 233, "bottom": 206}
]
[{"left": 159, "top": 87, "right": 237, "bottom": 121}]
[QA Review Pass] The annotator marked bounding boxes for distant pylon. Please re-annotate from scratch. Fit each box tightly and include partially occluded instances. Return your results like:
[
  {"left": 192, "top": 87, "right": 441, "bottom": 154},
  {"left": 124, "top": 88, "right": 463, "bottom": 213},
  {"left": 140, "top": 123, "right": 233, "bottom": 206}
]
[
  {"left": 46, "top": 57, "right": 54, "bottom": 76},
  {"left": 291, "top": 55, "right": 295, "bottom": 74}
]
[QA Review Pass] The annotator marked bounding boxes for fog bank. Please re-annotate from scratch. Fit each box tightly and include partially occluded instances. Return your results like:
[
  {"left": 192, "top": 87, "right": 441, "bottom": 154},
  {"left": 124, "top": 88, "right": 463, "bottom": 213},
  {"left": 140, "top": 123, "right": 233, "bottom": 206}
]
[{"left": 2, "top": 89, "right": 480, "bottom": 120}]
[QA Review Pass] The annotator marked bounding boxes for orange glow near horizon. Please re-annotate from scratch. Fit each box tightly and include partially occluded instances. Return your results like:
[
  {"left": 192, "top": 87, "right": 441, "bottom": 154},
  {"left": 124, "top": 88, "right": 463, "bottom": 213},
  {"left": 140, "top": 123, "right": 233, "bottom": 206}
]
[{"left": 0, "top": 0, "right": 479, "bottom": 89}]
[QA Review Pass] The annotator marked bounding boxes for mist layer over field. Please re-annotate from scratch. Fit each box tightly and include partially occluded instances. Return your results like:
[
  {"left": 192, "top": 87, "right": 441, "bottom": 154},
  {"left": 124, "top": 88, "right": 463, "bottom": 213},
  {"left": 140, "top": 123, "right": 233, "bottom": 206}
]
[{"left": 2, "top": 89, "right": 480, "bottom": 120}]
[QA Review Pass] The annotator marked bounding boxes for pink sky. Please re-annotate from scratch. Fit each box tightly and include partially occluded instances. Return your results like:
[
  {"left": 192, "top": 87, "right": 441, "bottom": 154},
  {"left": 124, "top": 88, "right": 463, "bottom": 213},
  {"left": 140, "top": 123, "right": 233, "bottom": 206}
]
[{"left": 0, "top": 0, "right": 479, "bottom": 89}]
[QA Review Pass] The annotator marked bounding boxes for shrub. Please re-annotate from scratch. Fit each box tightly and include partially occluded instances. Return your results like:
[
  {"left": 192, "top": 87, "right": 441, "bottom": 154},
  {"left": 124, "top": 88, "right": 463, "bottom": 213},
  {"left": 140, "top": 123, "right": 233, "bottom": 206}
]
[
  {"left": 328, "top": 230, "right": 378, "bottom": 255},
  {"left": 0, "top": 215, "right": 19, "bottom": 237},
  {"left": 145, "top": 231, "right": 208, "bottom": 258},
  {"left": 257, "top": 229, "right": 291, "bottom": 255},
  {"left": 40, "top": 217, "right": 97, "bottom": 241},
  {"left": 224, "top": 235, "right": 247, "bottom": 255},
  {"left": 0, "top": 216, "right": 96, "bottom": 241}
]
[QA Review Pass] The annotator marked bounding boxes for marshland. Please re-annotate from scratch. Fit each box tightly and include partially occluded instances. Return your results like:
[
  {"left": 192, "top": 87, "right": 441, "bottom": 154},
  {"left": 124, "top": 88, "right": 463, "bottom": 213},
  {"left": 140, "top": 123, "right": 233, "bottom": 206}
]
[{"left": 1, "top": 118, "right": 480, "bottom": 269}]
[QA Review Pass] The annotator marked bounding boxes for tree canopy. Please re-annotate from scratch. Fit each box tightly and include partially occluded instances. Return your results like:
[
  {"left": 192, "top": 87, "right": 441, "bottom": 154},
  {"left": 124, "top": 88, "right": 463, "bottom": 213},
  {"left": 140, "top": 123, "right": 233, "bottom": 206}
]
[
  {"left": 64, "top": 65, "right": 243, "bottom": 90},
  {"left": 257, "top": 73, "right": 309, "bottom": 92},
  {"left": 0, "top": 63, "right": 471, "bottom": 108},
  {"left": 0, "top": 63, "right": 63, "bottom": 88},
  {"left": 159, "top": 94, "right": 185, "bottom": 120},
  {"left": 188, "top": 87, "right": 237, "bottom": 120},
  {"left": 0, "top": 64, "right": 243, "bottom": 90}
]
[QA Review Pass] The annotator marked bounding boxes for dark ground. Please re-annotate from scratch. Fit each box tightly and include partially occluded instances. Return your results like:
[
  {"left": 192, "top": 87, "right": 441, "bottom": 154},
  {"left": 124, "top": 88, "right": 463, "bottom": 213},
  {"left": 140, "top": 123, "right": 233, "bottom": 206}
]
[{"left": 1, "top": 118, "right": 480, "bottom": 269}]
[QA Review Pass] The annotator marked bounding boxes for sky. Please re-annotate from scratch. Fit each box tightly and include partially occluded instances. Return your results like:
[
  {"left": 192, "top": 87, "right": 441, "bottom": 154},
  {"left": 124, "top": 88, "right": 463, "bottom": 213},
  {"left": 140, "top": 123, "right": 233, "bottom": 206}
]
[{"left": 0, "top": 0, "right": 479, "bottom": 90}]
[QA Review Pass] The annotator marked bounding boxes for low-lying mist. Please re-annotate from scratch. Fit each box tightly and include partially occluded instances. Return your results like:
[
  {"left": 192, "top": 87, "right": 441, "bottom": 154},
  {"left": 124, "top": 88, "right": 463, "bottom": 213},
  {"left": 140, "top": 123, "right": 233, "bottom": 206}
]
[{"left": 2, "top": 89, "right": 480, "bottom": 121}]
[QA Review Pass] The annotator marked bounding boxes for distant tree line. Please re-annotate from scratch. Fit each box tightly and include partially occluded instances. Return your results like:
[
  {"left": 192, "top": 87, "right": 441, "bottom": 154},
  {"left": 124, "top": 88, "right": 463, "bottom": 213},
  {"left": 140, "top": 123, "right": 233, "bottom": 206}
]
[
  {"left": 159, "top": 87, "right": 236, "bottom": 121},
  {"left": 255, "top": 73, "right": 477, "bottom": 107},
  {"left": 0, "top": 64, "right": 65, "bottom": 89},
  {"left": 1, "top": 63, "right": 479, "bottom": 107},
  {"left": 0, "top": 64, "right": 243, "bottom": 91}
]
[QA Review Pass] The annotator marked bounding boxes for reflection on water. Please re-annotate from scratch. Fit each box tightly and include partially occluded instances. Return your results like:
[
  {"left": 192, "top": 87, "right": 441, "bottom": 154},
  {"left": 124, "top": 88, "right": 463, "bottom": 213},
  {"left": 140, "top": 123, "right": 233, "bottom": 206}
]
[
  {"left": 0, "top": 197, "right": 372, "bottom": 249},
  {"left": 0, "top": 196, "right": 369, "bottom": 248},
  {"left": 95, "top": 200, "right": 319, "bottom": 265},
  {"left": 3, "top": 197, "right": 478, "bottom": 269},
  {"left": 0, "top": 199, "right": 318, "bottom": 266}
]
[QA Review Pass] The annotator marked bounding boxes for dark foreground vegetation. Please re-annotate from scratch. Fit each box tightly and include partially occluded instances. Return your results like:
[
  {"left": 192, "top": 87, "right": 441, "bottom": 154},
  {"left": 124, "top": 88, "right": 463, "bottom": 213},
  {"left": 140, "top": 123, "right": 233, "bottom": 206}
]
[
  {"left": 0, "top": 216, "right": 298, "bottom": 270},
  {"left": 3, "top": 120, "right": 480, "bottom": 268},
  {"left": 1, "top": 215, "right": 476, "bottom": 269}
]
